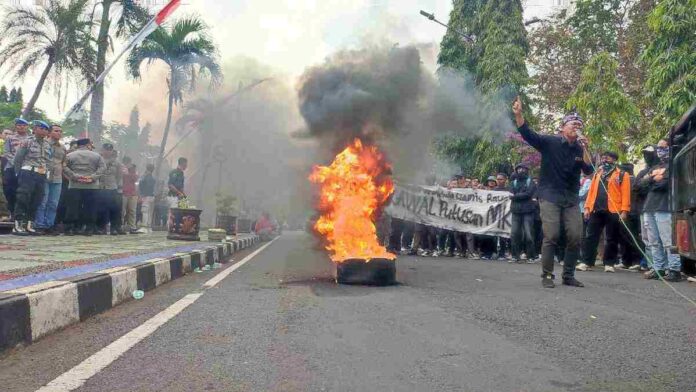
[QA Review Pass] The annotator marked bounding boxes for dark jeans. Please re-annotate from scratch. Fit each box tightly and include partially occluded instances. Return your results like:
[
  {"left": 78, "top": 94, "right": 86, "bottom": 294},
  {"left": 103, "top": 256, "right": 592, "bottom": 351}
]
[
  {"left": 65, "top": 188, "right": 98, "bottom": 229},
  {"left": 583, "top": 210, "right": 621, "bottom": 267},
  {"left": 511, "top": 212, "right": 536, "bottom": 259},
  {"left": 96, "top": 189, "right": 122, "bottom": 232},
  {"left": 54, "top": 181, "right": 70, "bottom": 225},
  {"left": 3, "top": 168, "right": 18, "bottom": 215},
  {"left": 619, "top": 214, "right": 643, "bottom": 266},
  {"left": 388, "top": 218, "right": 406, "bottom": 251},
  {"left": 539, "top": 200, "right": 582, "bottom": 280},
  {"left": 14, "top": 170, "right": 46, "bottom": 222}
]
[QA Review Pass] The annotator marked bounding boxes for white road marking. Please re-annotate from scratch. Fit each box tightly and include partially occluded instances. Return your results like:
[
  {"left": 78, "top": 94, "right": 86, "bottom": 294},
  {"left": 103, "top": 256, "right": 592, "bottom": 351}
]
[
  {"left": 203, "top": 238, "right": 277, "bottom": 288},
  {"left": 36, "top": 238, "right": 278, "bottom": 392}
]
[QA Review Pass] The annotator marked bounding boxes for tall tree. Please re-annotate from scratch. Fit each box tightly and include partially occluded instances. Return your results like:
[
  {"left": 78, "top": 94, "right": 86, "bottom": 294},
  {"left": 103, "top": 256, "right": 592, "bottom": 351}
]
[
  {"left": 88, "top": 0, "right": 149, "bottom": 143},
  {"left": 0, "top": 86, "right": 7, "bottom": 103},
  {"left": 0, "top": 0, "right": 95, "bottom": 117},
  {"left": 127, "top": 17, "right": 222, "bottom": 178},
  {"left": 567, "top": 52, "right": 640, "bottom": 157},
  {"left": 8, "top": 88, "right": 18, "bottom": 103},
  {"left": 640, "top": 0, "right": 696, "bottom": 130},
  {"left": 437, "top": 0, "right": 484, "bottom": 74}
]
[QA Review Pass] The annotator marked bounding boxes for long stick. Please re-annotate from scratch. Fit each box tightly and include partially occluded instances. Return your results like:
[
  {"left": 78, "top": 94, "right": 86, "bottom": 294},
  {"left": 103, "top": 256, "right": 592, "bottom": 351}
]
[{"left": 419, "top": 10, "right": 474, "bottom": 43}]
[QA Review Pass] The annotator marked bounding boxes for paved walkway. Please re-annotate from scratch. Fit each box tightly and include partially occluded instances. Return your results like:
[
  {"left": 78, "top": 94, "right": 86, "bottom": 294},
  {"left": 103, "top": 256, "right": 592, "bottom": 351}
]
[{"left": 0, "top": 232, "right": 252, "bottom": 289}]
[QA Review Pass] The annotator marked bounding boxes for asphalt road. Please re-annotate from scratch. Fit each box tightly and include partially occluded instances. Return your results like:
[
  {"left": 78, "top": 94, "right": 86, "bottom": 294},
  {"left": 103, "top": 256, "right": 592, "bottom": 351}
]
[{"left": 1, "top": 231, "right": 695, "bottom": 392}]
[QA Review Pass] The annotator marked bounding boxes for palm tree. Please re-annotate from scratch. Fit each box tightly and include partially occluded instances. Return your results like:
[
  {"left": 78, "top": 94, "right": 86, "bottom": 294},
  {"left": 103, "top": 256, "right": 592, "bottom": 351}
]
[
  {"left": 0, "top": 0, "right": 95, "bottom": 117},
  {"left": 88, "top": 0, "right": 149, "bottom": 142},
  {"left": 127, "top": 16, "right": 222, "bottom": 178}
]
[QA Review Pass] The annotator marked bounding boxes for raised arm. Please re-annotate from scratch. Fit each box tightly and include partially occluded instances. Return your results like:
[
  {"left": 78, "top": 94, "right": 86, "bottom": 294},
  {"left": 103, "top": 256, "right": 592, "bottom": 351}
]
[{"left": 512, "top": 96, "right": 546, "bottom": 150}]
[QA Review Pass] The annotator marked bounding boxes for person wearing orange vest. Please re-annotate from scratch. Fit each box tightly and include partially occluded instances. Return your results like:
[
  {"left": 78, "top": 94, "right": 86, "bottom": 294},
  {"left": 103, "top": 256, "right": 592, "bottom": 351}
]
[{"left": 577, "top": 151, "right": 631, "bottom": 272}]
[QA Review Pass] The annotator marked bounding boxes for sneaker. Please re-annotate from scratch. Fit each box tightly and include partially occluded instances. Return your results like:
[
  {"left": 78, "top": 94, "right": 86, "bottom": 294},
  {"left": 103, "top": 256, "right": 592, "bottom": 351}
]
[
  {"left": 628, "top": 265, "right": 642, "bottom": 271},
  {"left": 576, "top": 263, "right": 591, "bottom": 271},
  {"left": 25, "top": 221, "right": 39, "bottom": 235},
  {"left": 664, "top": 270, "right": 683, "bottom": 282},
  {"left": 468, "top": 252, "right": 480, "bottom": 259},
  {"left": 604, "top": 266, "right": 615, "bottom": 273},
  {"left": 508, "top": 258, "right": 516, "bottom": 263},
  {"left": 527, "top": 257, "right": 540, "bottom": 264},
  {"left": 129, "top": 229, "right": 142, "bottom": 234},
  {"left": 644, "top": 269, "right": 666, "bottom": 280},
  {"left": 562, "top": 278, "right": 585, "bottom": 287},
  {"left": 615, "top": 264, "right": 628, "bottom": 269},
  {"left": 12, "top": 221, "right": 28, "bottom": 236},
  {"left": 639, "top": 266, "right": 650, "bottom": 272},
  {"left": 520, "top": 254, "right": 528, "bottom": 261},
  {"left": 542, "top": 275, "right": 555, "bottom": 288}
]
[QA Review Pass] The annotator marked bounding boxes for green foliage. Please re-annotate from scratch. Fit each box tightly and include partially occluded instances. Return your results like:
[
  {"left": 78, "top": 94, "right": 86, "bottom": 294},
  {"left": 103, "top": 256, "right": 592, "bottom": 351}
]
[
  {"left": 0, "top": 86, "right": 7, "bottom": 103},
  {"left": 567, "top": 52, "right": 640, "bottom": 158},
  {"left": 434, "top": 134, "right": 517, "bottom": 180},
  {"left": 437, "top": 0, "right": 484, "bottom": 74},
  {"left": 0, "top": 102, "right": 52, "bottom": 131},
  {"left": 0, "top": 0, "right": 95, "bottom": 114},
  {"left": 434, "top": 0, "right": 530, "bottom": 175},
  {"left": 640, "top": 0, "right": 696, "bottom": 130},
  {"left": 8, "top": 88, "right": 19, "bottom": 104}
]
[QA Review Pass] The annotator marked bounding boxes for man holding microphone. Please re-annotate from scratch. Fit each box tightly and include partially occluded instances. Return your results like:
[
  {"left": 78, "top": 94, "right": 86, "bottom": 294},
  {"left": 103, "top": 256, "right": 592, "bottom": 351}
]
[{"left": 512, "top": 97, "right": 593, "bottom": 288}]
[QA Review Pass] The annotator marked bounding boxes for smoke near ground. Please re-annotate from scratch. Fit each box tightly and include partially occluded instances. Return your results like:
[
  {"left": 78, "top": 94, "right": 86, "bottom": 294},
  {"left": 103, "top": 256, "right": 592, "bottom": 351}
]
[{"left": 296, "top": 44, "right": 516, "bottom": 182}]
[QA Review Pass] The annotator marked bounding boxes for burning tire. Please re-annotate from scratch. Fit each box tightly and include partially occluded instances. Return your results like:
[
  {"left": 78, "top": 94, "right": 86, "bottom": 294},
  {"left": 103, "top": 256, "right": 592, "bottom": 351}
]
[{"left": 336, "top": 258, "right": 396, "bottom": 286}]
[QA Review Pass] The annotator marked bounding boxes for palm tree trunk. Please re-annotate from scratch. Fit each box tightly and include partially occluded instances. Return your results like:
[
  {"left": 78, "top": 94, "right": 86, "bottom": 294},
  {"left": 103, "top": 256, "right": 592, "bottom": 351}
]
[
  {"left": 22, "top": 60, "right": 53, "bottom": 117},
  {"left": 88, "top": 0, "right": 113, "bottom": 144},
  {"left": 155, "top": 87, "right": 176, "bottom": 180}
]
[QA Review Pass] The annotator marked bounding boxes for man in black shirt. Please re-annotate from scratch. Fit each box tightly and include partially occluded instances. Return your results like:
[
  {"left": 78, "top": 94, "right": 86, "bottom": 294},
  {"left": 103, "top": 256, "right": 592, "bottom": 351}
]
[
  {"left": 167, "top": 157, "right": 187, "bottom": 208},
  {"left": 513, "top": 97, "right": 593, "bottom": 288}
]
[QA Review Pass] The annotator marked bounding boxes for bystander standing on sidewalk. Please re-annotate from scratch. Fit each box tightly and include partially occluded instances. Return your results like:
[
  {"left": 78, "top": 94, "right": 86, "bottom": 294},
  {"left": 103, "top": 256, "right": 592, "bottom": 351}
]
[
  {"left": 138, "top": 163, "right": 156, "bottom": 233},
  {"left": 34, "top": 124, "right": 65, "bottom": 234},
  {"left": 121, "top": 162, "right": 139, "bottom": 234},
  {"left": 63, "top": 139, "right": 105, "bottom": 236},
  {"left": 168, "top": 157, "right": 187, "bottom": 209},
  {"left": 97, "top": 144, "right": 124, "bottom": 235},
  {"left": 12, "top": 121, "right": 51, "bottom": 235},
  {"left": 3, "top": 118, "right": 31, "bottom": 217}
]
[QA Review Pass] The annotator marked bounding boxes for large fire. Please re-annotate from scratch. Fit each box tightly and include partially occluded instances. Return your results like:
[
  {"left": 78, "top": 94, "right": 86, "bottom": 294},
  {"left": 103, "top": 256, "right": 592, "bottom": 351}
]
[{"left": 309, "top": 138, "right": 396, "bottom": 263}]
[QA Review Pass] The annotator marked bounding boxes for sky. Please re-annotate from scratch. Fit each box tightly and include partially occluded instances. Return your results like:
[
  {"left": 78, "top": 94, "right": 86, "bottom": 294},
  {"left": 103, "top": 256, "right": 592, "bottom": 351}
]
[{"left": 0, "top": 0, "right": 558, "bottom": 126}]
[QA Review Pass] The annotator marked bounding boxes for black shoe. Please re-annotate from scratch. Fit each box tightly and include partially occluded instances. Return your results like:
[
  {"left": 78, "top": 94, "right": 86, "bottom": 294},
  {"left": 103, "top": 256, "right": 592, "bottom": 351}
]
[
  {"left": 562, "top": 278, "right": 585, "bottom": 287},
  {"left": 95, "top": 229, "right": 107, "bottom": 235},
  {"left": 664, "top": 270, "right": 682, "bottom": 282},
  {"left": 117, "top": 230, "right": 127, "bottom": 235},
  {"left": 542, "top": 275, "right": 555, "bottom": 288},
  {"left": 64, "top": 229, "right": 75, "bottom": 236}
]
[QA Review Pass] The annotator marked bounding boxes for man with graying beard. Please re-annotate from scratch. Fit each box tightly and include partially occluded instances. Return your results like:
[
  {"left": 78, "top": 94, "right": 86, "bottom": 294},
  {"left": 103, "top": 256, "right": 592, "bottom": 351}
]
[
  {"left": 512, "top": 97, "right": 593, "bottom": 288},
  {"left": 12, "top": 120, "right": 52, "bottom": 235}
]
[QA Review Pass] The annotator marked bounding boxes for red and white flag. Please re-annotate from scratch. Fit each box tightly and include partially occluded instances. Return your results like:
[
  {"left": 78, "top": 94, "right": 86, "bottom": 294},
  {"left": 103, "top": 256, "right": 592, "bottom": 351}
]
[{"left": 64, "top": 0, "right": 182, "bottom": 122}]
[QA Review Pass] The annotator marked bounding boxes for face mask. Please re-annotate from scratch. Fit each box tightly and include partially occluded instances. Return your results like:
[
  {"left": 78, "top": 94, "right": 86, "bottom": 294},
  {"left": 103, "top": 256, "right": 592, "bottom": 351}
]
[
  {"left": 656, "top": 147, "right": 669, "bottom": 159},
  {"left": 601, "top": 162, "right": 614, "bottom": 172}
]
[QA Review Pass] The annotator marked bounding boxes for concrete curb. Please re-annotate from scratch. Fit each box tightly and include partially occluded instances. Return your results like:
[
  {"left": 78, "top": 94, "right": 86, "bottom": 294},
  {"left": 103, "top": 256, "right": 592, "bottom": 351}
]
[{"left": 0, "top": 235, "right": 259, "bottom": 352}]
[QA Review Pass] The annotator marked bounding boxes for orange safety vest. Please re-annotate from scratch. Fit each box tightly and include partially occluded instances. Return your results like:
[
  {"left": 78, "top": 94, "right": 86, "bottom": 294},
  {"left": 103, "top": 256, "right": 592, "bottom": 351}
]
[{"left": 584, "top": 168, "right": 631, "bottom": 214}]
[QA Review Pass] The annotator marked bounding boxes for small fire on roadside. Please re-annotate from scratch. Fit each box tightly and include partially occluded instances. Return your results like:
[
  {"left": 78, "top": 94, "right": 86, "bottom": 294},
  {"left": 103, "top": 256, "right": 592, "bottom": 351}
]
[{"left": 309, "top": 138, "right": 396, "bottom": 263}]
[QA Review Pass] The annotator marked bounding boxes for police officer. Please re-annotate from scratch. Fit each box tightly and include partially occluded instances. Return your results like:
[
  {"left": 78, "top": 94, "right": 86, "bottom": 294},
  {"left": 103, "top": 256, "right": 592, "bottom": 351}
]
[
  {"left": 3, "top": 118, "right": 31, "bottom": 217},
  {"left": 12, "top": 120, "right": 51, "bottom": 235},
  {"left": 63, "top": 138, "right": 105, "bottom": 235}
]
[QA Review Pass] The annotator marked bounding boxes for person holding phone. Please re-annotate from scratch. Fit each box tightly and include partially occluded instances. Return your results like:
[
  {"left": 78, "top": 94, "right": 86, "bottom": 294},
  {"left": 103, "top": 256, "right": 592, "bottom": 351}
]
[{"left": 512, "top": 97, "right": 593, "bottom": 288}]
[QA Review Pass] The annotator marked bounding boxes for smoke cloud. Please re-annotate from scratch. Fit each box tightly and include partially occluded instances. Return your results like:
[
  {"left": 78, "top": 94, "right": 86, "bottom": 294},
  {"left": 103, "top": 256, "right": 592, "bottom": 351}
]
[{"left": 296, "top": 43, "right": 516, "bottom": 182}]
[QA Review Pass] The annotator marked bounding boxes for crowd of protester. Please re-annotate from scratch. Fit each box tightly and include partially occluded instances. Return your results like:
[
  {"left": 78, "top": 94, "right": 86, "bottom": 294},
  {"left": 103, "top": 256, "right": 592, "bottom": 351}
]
[
  {"left": 0, "top": 118, "right": 190, "bottom": 236},
  {"left": 386, "top": 141, "right": 687, "bottom": 283}
]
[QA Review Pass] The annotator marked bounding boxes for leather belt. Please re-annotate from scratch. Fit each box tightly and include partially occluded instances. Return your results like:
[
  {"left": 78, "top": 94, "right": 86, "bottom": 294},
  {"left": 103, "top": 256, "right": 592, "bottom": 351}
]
[{"left": 21, "top": 166, "right": 47, "bottom": 175}]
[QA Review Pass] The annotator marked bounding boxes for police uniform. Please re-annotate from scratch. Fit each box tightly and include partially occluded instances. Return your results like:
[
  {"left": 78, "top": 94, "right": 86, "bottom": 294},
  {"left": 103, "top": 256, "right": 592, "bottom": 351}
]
[
  {"left": 13, "top": 121, "right": 51, "bottom": 234},
  {"left": 63, "top": 138, "right": 105, "bottom": 235},
  {"left": 2, "top": 119, "right": 31, "bottom": 216}
]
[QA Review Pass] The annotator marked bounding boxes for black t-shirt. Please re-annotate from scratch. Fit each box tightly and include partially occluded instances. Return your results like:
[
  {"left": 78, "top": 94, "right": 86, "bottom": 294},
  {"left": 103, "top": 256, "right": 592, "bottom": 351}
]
[
  {"left": 517, "top": 123, "right": 594, "bottom": 206},
  {"left": 594, "top": 179, "right": 609, "bottom": 211},
  {"left": 168, "top": 169, "right": 185, "bottom": 197}
]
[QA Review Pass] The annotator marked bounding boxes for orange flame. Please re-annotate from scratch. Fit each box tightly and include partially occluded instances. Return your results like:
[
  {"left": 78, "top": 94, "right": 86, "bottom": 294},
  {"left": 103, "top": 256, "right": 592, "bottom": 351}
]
[{"left": 309, "top": 138, "right": 396, "bottom": 262}]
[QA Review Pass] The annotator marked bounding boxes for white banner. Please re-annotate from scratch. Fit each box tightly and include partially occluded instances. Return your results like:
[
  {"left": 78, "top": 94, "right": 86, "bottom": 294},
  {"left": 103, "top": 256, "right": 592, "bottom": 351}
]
[{"left": 385, "top": 183, "right": 513, "bottom": 237}]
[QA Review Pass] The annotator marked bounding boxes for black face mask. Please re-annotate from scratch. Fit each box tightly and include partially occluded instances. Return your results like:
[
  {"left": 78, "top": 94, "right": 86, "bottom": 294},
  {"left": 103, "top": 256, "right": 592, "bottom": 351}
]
[
  {"left": 601, "top": 162, "right": 615, "bottom": 172},
  {"left": 516, "top": 170, "right": 528, "bottom": 178}
]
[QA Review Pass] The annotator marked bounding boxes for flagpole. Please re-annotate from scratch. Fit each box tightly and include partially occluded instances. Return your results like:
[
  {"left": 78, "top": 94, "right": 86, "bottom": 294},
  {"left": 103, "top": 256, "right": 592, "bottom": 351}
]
[{"left": 63, "top": 0, "right": 181, "bottom": 124}]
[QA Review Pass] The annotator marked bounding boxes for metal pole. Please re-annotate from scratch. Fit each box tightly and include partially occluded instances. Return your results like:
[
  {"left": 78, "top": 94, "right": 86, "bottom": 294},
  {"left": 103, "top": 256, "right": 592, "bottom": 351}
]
[{"left": 419, "top": 10, "right": 474, "bottom": 43}]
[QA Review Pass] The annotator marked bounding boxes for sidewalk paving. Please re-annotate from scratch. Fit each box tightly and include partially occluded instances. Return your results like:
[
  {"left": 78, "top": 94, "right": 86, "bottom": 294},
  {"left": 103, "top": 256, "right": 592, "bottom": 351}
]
[{"left": 0, "top": 232, "right": 252, "bottom": 290}]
